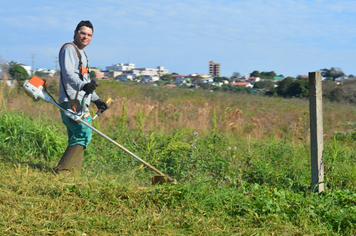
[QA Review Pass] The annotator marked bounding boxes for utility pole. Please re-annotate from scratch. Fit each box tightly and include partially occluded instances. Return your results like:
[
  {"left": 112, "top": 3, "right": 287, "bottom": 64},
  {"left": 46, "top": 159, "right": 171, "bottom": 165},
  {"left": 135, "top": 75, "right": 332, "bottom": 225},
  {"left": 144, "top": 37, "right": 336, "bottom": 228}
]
[
  {"left": 31, "top": 54, "right": 35, "bottom": 76},
  {"left": 309, "top": 71, "right": 324, "bottom": 193}
]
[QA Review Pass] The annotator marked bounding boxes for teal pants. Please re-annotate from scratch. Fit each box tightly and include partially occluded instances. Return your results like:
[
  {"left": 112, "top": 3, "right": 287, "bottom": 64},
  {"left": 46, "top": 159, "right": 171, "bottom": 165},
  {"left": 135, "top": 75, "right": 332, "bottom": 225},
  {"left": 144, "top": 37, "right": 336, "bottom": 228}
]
[{"left": 60, "top": 102, "right": 92, "bottom": 148}]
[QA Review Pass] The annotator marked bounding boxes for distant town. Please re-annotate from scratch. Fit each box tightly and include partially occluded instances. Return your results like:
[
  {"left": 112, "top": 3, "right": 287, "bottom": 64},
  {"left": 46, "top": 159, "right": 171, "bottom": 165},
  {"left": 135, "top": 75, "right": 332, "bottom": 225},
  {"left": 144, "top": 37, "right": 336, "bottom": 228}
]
[
  {"left": 1, "top": 59, "right": 354, "bottom": 102},
  {"left": 0, "top": 59, "right": 310, "bottom": 87}
]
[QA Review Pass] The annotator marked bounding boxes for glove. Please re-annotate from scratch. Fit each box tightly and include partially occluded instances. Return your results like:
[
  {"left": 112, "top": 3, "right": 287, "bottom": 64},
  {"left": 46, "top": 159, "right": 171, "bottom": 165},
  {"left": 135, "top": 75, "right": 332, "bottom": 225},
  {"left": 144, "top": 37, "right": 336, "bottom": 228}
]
[
  {"left": 94, "top": 99, "right": 108, "bottom": 111},
  {"left": 82, "top": 82, "right": 97, "bottom": 94}
]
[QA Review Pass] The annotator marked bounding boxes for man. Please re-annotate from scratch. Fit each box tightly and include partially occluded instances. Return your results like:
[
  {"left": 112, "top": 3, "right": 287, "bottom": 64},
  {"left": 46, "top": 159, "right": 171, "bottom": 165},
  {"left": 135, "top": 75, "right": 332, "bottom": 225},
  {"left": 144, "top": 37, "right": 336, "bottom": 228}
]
[{"left": 55, "top": 20, "right": 108, "bottom": 174}]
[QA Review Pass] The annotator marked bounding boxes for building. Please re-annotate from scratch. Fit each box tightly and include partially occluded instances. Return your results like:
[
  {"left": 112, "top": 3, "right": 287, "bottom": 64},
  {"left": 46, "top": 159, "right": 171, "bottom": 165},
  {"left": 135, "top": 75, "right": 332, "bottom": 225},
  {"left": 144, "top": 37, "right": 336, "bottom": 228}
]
[
  {"left": 248, "top": 77, "right": 261, "bottom": 83},
  {"left": 231, "top": 82, "right": 253, "bottom": 88},
  {"left": 129, "top": 66, "right": 169, "bottom": 77},
  {"left": 209, "top": 61, "right": 220, "bottom": 77},
  {"left": 35, "top": 68, "right": 56, "bottom": 76},
  {"left": 172, "top": 74, "right": 185, "bottom": 83},
  {"left": 273, "top": 75, "right": 284, "bottom": 81},
  {"left": 106, "top": 63, "right": 135, "bottom": 71},
  {"left": 89, "top": 67, "right": 104, "bottom": 79},
  {"left": 115, "top": 74, "right": 137, "bottom": 81},
  {"left": 106, "top": 62, "right": 169, "bottom": 79}
]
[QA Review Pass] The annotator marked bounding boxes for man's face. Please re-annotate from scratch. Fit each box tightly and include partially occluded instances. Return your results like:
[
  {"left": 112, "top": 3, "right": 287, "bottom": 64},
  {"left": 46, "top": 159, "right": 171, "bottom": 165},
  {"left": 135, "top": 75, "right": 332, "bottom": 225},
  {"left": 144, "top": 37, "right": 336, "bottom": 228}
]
[{"left": 74, "top": 26, "right": 93, "bottom": 49}]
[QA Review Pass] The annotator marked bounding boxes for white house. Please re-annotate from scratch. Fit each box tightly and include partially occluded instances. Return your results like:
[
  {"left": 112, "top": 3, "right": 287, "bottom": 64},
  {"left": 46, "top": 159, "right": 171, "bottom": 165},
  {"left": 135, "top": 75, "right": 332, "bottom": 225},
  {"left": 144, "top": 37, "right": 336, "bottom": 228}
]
[
  {"left": 115, "top": 74, "right": 138, "bottom": 81},
  {"left": 202, "top": 77, "right": 214, "bottom": 83},
  {"left": 106, "top": 63, "right": 135, "bottom": 71},
  {"left": 248, "top": 77, "right": 260, "bottom": 82},
  {"left": 142, "top": 75, "right": 160, "bottom": 82},
  {"left": 35, "top": 68, "right": 56, "bottom": 76},
  {"left": 106, "top": 63, "right": 169, "bottom": 77}
]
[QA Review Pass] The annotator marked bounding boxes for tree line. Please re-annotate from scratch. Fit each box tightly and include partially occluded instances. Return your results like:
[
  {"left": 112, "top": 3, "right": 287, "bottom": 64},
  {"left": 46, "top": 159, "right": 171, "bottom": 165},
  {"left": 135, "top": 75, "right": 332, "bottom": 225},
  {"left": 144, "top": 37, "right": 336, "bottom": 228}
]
[
  {"left": 202, "top": 67, "right": 356, "bottom": 104},
  {"left": 2, "top": 59, "right": 356, "bottom": 105}
]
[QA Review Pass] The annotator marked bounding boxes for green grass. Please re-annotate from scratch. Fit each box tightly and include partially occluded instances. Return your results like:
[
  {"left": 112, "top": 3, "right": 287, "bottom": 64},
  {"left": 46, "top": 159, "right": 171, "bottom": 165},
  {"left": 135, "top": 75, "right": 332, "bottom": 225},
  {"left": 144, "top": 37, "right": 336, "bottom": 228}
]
[
  {"left": 1, "top": 110, "right": 356, "bottom": 235},
  {"left": 1, "top": 82, "right": 356, "bottom": 235}
]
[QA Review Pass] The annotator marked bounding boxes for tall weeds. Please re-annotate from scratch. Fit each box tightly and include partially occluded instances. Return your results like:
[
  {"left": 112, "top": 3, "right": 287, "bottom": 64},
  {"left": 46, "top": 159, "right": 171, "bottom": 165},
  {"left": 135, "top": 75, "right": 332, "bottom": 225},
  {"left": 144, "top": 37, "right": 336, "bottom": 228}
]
[
  {"left": 1, "top": 81, "right": 356, "bottom": 234},
  {"left": 3, "top": 79, "right": 356, "bottom": 143},
  {"left": 0, "top": 112, "right": 66, "bottom": 161}
]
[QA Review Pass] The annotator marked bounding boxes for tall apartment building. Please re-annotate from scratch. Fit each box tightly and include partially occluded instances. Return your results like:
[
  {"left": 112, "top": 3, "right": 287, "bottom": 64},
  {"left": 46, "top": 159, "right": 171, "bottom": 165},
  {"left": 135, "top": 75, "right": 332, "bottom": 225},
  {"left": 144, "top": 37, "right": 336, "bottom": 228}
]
[{"left": 209, "top": 60, "right": 220, "bottom": 77}]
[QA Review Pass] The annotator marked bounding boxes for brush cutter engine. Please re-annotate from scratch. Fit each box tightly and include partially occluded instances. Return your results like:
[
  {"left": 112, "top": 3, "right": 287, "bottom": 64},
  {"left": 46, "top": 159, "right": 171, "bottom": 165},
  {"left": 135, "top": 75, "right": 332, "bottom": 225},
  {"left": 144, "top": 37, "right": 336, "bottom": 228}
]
[
  {"left": 23, "top": 76, "right": 52, "bottom": 102},
  {"left": 23, "top": 76, "right": 87, "bottom": 122}
]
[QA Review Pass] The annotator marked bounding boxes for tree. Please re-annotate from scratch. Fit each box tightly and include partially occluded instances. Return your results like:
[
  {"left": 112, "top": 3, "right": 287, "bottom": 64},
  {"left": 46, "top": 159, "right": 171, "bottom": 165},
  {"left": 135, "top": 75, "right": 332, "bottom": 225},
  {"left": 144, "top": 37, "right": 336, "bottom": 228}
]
[
  {"left": 253, "top": 80, "right": 274, "bottom": 90},
  {"left": 276, "top": 77, "right": 294, "bottom": 97},
  {"left": 322, "top": 81, "right": 342, "bottom": 102},
  {"left": 9, "top": 65, "right": 29, "bottom": 86},
  {"left": 213, "top": 77, "right": 223, "bottom": 82},
  {"left": 90, "top": 70, "right": 97, "bottom": 80},
  {"left": 160, "top": 74, "right": 173, "bottom": 82},
  {"left": 221, "top": 84, "right": 231, "bottom": 92},
  {"left": 260, "top": 71, "right": 276, "bottom": 80},
  {"left": 231, "top": 86, "right": 253, "bottom": 94},
  {"left": 251, "top": 70, "right": 260, "bottom": 77},
  {"left": 287, "top": 79, "right": 309, "bottom": 98},
  {"left": 339, "top": 80, "right": 356, "bottom": 104},
  {"left": 213, "top": 76, "right": 229, "bottom": 83},
  {"left": 320, "top": 67, "right": 345, "bottom": 81},
  {"left": 230, "top": 71, "right": 241, "bottom": 81},
  {"left": 199, "top": 82, "right": 210, "bottom": 90}
]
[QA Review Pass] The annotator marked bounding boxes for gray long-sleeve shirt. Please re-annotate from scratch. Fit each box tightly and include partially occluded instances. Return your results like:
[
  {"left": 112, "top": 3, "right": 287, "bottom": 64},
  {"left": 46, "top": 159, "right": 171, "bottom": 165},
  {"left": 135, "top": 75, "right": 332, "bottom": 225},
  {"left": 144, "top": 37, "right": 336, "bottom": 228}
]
[{"left": 58, "top": 43, "right": 99, "bottom": 106}]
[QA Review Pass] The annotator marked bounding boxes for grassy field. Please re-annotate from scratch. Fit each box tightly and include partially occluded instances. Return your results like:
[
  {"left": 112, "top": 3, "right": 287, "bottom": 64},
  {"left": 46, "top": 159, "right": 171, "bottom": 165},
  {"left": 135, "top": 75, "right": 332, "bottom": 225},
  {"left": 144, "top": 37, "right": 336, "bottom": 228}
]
[{"left": 1, "top": 79, "right": 356, "bottom": 235}]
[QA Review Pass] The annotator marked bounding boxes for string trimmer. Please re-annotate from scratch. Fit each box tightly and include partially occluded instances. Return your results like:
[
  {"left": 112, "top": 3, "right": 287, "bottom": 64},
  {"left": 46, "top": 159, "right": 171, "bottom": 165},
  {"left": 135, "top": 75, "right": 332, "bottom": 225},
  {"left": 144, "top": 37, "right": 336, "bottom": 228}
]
[{"left": 23, "top": 76, "right": 176, "bottom": 185}]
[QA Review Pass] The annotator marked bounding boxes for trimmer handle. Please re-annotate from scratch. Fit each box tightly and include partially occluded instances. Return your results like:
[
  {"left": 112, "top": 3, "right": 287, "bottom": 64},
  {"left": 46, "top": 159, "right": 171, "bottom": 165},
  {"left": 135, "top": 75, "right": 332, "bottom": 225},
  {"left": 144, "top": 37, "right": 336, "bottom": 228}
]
[
  {"left": 84, "top": 79, "right": 97, "bottom": 97},
  {"left": 92, "top": 98, "right": 111, "bottom": 120},
  {"left": 82, "top": 80, "right": 97, "bottom": 105}
]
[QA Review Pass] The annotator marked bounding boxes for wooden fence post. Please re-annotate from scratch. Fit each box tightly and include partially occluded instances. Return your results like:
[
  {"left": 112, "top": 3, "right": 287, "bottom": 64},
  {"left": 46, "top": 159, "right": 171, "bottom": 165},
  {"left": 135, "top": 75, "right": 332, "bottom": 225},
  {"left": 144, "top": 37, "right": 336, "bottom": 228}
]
[{"left": 309, "top": 72, "right": 324, "bottom": 193}]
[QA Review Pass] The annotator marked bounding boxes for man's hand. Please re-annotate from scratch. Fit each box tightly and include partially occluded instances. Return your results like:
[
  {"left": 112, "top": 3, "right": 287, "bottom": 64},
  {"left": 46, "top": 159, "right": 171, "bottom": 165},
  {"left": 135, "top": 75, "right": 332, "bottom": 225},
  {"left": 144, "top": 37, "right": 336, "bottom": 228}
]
[
  {"left": 82, "top": 82, "right": 97, "bottom": 94},
  {"left": 94, "top": 99, "right": 109, "bottom": 111}
]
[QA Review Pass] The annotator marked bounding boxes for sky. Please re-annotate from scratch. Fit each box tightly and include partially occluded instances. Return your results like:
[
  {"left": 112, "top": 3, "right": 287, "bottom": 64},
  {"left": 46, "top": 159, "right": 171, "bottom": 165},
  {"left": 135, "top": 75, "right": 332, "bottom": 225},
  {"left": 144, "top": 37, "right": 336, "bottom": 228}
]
[{"left": 1, "top": 0, "right": 356, "bottom": 78}]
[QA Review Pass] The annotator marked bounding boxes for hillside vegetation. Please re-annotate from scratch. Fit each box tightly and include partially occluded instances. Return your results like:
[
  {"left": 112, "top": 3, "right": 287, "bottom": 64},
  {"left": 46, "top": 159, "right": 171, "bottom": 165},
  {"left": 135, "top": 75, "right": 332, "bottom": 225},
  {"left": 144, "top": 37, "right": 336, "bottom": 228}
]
[{"left": 1, "top": 80, "right": 356, "bottom": 235}]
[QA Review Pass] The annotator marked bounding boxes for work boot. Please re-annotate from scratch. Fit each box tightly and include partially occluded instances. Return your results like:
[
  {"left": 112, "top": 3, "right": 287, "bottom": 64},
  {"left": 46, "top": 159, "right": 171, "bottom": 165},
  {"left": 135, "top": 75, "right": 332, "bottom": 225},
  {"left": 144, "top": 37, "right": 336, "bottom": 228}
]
[
  {"left": 74, "top": 147, "right": 84, "bottom": 170},
  {"left": 55, "top": 145, "right": 85, "bottom": 174}
]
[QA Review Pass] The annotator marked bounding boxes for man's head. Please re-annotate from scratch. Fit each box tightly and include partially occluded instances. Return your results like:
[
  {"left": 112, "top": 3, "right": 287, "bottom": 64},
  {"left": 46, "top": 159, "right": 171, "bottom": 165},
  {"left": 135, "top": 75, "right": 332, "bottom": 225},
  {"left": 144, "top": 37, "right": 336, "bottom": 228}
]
[{"left": 73, "top": 20, "right": 94, "bottom": 49}]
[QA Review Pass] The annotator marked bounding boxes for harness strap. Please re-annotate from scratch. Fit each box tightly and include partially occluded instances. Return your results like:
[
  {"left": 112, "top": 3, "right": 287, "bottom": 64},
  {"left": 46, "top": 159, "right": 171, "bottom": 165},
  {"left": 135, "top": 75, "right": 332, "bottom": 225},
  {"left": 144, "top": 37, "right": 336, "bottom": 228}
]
[{"left": 59, "top": 42, "right": 89, "bottom": 79}]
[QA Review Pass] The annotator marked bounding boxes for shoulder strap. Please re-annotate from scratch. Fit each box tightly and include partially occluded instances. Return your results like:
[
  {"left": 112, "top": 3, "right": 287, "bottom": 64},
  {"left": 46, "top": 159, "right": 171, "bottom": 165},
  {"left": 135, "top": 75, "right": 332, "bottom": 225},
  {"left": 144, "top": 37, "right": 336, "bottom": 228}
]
[
  {"left": 59, "top": 42, "right": 89, "bottom": 80},
  {"left": 59, "top": 42, "right": 81, "bottom": 60}
]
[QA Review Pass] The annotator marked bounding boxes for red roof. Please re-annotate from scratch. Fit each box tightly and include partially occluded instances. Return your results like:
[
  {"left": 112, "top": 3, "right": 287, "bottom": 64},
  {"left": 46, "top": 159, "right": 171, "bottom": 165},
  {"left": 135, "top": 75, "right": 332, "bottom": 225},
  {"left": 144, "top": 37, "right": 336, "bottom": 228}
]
[
  {"left": 231, "top": 82, "right": 250, "bottom": 86},
  {"left": 171, "top": 74, "right": 185, "bottom": 77}
]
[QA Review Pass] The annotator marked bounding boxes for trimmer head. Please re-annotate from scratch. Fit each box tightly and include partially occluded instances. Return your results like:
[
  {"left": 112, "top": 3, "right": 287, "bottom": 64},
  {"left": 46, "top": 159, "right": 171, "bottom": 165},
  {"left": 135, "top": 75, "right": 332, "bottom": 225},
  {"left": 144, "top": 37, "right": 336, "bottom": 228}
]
[{"left": 152, "top": 175, "right": 177, "bottom": 186}]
